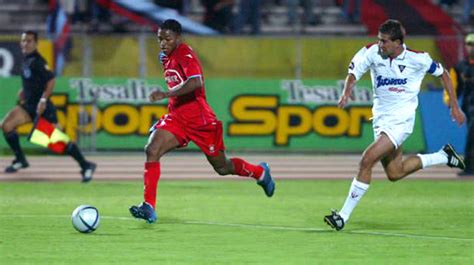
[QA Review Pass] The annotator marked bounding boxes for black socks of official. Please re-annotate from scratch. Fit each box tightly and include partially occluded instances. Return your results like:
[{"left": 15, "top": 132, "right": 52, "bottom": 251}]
[
  {"left": 66, "top": 142, "right": 88, "bottom": 168},
  {"left": 4, "top": 131, "right": 26, "bottom": 162}
]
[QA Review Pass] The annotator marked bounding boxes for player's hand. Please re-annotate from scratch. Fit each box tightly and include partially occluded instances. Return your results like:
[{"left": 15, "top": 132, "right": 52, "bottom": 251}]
[
  {"left": 338, "top": 95, "right": 349, "bottom": 108},
  {"left": 36, "top": 101, "right": 46, "bottom": 115},
  {"left": 149, "top": 90, "right": 168, "bottom": 102},
  {"left": 450, "top": 106, "right": 465, "bottom": 126}
]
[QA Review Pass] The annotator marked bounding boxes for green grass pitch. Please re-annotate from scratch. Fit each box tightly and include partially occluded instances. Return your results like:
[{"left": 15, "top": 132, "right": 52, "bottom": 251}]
[{"left": 0, "top": 179, "right": 473, "bottom": 264}]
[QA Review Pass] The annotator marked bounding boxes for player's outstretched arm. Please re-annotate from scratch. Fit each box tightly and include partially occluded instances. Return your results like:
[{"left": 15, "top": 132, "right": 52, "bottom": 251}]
[
  {"left": 338, "top": 74, "right": 357, "bottom": 108},
  {"left": 440, "top": 69, "right": 465, "bottom": 125}
]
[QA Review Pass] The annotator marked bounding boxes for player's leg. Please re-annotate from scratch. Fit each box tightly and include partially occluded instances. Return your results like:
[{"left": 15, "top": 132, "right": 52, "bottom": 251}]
[
  {"left": 64, "top": 142, "right": 97, "bottom": 182},
  {"left": 416, "top": 143, "right": 465, "bottom": 171},
  {"left": 206, "top": 151, "right": 262, "bottom": 178},
  {"left": 130, "top": 128, "right": 180, "bottom": 223},
  {"left": 198, "top": 120, "right": 275, "bottom": 197},
  {"left": 325, "top": 133, "right": 394, "bottom": 230},
  {"left": 205, "top": 151, "right": 275, "bottom": 197},
  {"left": 1, "top": 106, "right": 32, "bottom": 172},
  {"left": 381, "top": 146, "right": 423, "bottom": 182}
]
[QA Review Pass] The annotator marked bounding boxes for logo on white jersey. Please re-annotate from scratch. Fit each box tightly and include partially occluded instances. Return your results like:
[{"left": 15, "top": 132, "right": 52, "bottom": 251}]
[
  {"left": 398, "top": 65, "right": 406, "bottom": 73},
  {"left": 376, "top": 75, "right": 407, "bottom": 88},
  {"left": 349, "top": 61, "right": 355, "bottom": 70}
]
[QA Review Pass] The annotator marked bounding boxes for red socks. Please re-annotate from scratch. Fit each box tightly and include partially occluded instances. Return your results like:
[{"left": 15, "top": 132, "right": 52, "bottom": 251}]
[
  {"left": 144, "top": 162, "right": 160, "bottom": 208},
  {"left": 230, "top": 158, "right": 264, "bottom": 180}
]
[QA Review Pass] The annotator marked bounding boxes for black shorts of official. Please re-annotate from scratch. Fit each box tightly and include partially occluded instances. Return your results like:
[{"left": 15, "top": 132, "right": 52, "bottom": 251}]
[{"left": 20, "top": 102, "right": 58, "bottom": 124}]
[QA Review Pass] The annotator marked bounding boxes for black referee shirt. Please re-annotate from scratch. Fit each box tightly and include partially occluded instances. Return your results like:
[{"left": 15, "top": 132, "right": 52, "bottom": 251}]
[{"left": 21, "top": 50, "right": 55, "bottom": 107}]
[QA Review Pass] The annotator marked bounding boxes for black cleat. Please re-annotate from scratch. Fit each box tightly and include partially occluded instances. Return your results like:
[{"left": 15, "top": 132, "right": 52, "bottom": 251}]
[
  {"left": 5, "top": 159, "right": 29, "bottom": 173},
  {"left": 81, "top": 162, "right": 96, "bottom": 183},
  {"left": 443, "top": 144, "right": 466, "bottom": 170},
  {"left": 129, "top": 202, "right": 157, "bottom": 223},
  {"left": 324, "top": 210, "right": 345, "bottom": 231}
]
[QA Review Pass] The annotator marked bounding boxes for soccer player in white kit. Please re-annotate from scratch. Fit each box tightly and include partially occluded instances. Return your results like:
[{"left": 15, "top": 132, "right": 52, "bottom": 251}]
[{"left": 324, "top": 19, "right": 466, "bottom": 231}]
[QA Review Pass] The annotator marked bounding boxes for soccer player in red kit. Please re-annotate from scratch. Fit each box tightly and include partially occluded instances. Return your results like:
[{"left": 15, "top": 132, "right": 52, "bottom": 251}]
[{"left": 129, "top": 19, "right": 275, "bottom": 223}]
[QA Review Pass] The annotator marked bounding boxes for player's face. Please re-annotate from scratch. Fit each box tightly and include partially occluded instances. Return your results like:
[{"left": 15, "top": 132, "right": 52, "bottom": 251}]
[
  {"left": 157, "top": 29, "right": 180, "bottom": 55},
  {"left": 377, "top": 33, "right": 400, "bottom": 58},
  {"left": 20, "top": 33, "right": 37, "bottom": 55}
]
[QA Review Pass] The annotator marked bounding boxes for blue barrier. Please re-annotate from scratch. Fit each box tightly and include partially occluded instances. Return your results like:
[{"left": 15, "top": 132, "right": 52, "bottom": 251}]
[{"left": 419, "top": 90, "right": 467, "bottom": 154}]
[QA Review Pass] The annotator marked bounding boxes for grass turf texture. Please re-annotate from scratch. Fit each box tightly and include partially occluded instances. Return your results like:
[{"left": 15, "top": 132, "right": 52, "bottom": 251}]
[{"left": 0, "top": 180, "right": 472, "bottom": 264}]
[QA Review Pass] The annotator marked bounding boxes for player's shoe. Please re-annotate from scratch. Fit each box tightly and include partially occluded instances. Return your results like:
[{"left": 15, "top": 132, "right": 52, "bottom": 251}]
[
  {"left": 324, "top": 210, "right": 345, "bottom": 231},
  {"left": 4, "top": 159, "right": 29, "bottom": 173},
  {"left": 443, "top": 144, "right": 466, "bottom": 170},
  {"left": 257, "top": 162, "right": 275, "bottom": 197},
  {"left": 129, "top": 202, "right": 157, "bottom": 223},
  {"left": 81, "top": 162, "right": 96, "bottom": 183}
]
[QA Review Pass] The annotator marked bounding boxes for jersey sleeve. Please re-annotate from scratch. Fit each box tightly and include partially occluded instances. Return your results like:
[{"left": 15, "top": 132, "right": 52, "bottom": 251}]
[
  {"left": 176, "top": 52, "right": 202, "bottom": 80},
  {"left": 33, "top": 57, "right": 55, "bottom": 82},
  {"left": 421, "top": 53, "right": 444, "bottom": 77},
  {"left": 348, "top": 46, "right": 372, "bottom": 80}
]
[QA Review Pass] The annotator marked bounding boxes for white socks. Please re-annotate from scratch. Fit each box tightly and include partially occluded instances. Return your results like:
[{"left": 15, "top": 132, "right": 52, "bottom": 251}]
[
  {"left": 339, "top": 178, "right": 370, "bottom": 223},
  {"left": 338, "top": 150, "right": 448, "bottom": 224},
  {"left": 417, "top": 149, "right": 448, "bottom": 169}
]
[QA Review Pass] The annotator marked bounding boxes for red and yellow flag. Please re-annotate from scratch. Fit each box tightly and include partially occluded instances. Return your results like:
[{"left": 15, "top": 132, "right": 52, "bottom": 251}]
[{"left": 28, "top": 118, "right": 70, "bottom": 154}]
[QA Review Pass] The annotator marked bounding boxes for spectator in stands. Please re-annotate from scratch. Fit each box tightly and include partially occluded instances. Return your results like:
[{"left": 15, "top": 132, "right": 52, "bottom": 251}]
[
  {"left": 63, "top": 0, "right": 88, "bottom": 23},
  {"left": 342, "top": 0, "right": 361, "bottom": 23},
  {"left": 234, "top": 0, "right": 262, "bottom": 35},
  {"left": 89, "top": 1, "right": 111, "bottom": 32},
  {"left": 287, "top": 0, "right": 319, "bottom": 26},
  {"left": 446, "top": 33, "right": 474, "bottom": 176},
  {"left": 201, "top": 0, "right": 235, "bottom": 34},
  {"left": 154, "top": 0, "right": 188, "bottom": 14}
]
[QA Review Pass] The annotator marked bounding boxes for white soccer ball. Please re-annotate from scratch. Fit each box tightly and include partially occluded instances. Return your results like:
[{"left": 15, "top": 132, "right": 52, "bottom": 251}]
[{"left": 71, "top": 205, "right": 100, "bottom": 233}]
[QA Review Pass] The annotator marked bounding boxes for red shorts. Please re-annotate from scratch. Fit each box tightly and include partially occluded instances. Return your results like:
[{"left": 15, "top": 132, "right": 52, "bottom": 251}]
[{"left": 151, "top": 114, "right": 225, "bottom": 156}]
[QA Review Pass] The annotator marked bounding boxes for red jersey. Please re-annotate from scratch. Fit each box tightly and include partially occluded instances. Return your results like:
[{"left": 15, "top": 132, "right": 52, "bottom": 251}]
[{"left": 161, "top": 43, "right": 217, "bottom": 127}]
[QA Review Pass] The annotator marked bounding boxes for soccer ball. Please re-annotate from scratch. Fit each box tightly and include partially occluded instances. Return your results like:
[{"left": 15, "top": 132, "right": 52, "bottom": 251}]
[{"left": 71, "top": 205, "right": 100, "bottom": 233}]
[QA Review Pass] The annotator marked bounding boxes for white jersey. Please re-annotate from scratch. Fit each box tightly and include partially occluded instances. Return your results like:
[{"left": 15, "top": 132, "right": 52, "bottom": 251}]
[{"left": 349, "top": 43, "right": 444, "bottom": 118}]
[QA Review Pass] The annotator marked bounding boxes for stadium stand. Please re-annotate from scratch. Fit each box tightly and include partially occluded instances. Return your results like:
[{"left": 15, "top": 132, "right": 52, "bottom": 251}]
[
  {"left": 0, "top": 0, "right": 49, "bottom": 33},
  {"left": 0, "top": 0, "right": 470, "bottom": 36}
]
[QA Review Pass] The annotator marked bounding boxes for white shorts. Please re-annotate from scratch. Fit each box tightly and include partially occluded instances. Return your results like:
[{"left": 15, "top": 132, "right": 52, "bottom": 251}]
[{"left": 372, "top": 114, "right": 415, "bottom": 149}]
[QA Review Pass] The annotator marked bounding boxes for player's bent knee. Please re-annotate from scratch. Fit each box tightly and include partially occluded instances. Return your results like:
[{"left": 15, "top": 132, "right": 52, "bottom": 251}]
[
  {"left": 145, "top": 143, "right": 163, "bottom": 160},
  {"left": 386, "top": 172, "right": 402, "bottom": 182}
]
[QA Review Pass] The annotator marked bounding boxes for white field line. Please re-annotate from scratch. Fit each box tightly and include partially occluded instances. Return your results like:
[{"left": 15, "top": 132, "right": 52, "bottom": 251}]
[{"left": 0, "top": 214, "right": 472, "bottom": 242}]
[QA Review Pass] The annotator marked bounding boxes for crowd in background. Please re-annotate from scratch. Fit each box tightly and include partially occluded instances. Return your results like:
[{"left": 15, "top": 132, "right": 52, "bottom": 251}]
[
  {"left": 57, "top": 0, "right": 473, "bottom": 34},
  {"left": 59, "top": 0, "right": 365, "bottom": 35}
]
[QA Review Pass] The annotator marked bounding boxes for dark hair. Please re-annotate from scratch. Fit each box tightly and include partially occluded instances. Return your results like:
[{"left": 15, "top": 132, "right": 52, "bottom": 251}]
[
  {"left": 160, "top": 19, "right": 182, "bottom": 34},
  {"left": 22, "top": 30, "right": 38, "bottom": 42},
  {"left": 378, "top": 19, "right": 405, "bottom": 44}
]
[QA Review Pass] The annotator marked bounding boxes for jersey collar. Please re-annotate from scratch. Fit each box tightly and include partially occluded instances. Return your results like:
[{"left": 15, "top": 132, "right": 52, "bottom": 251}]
[{"left": 393, "top": 44, "right": 407, "bottom": 60}]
